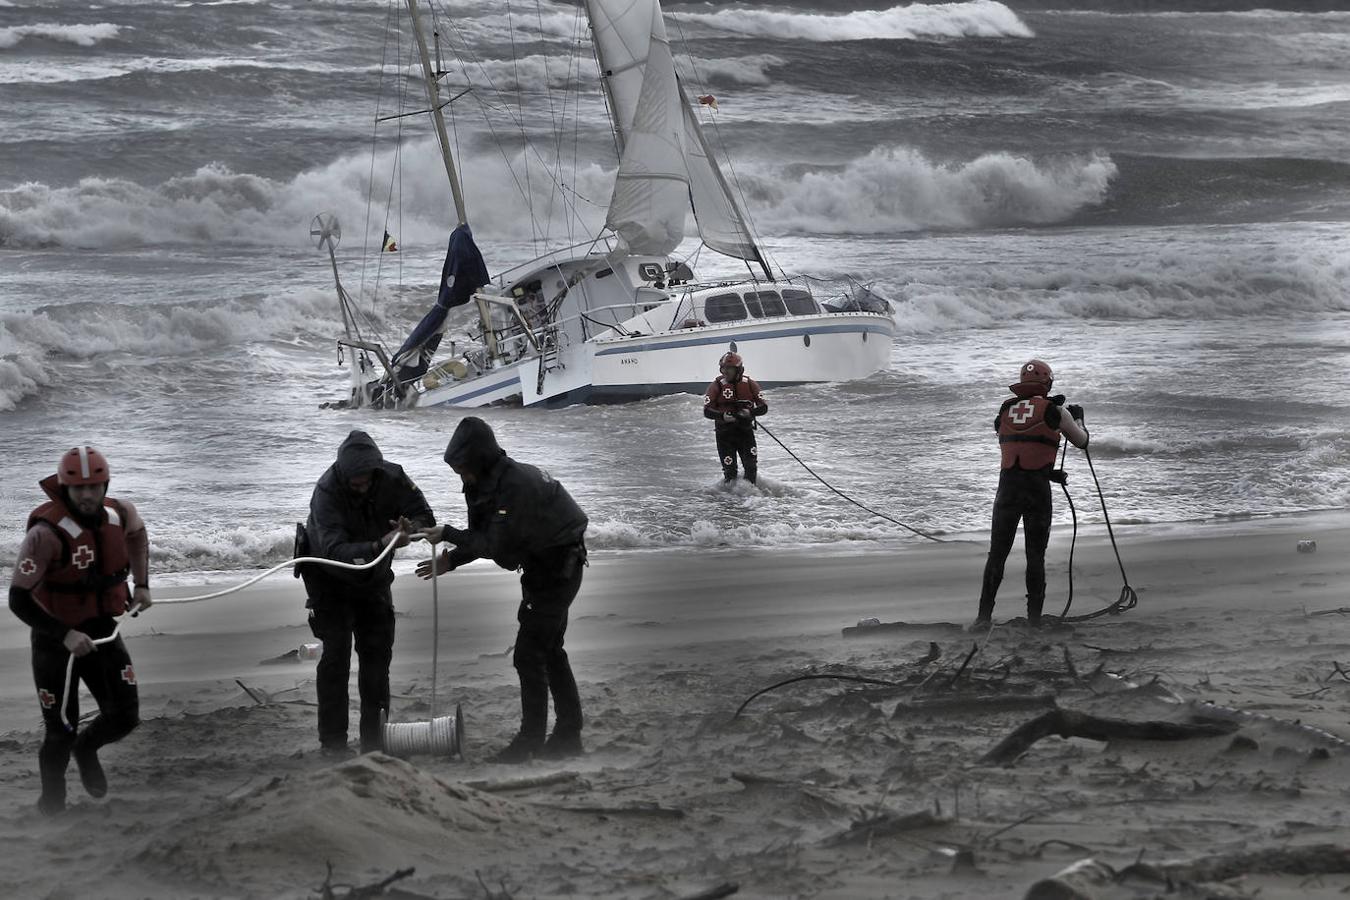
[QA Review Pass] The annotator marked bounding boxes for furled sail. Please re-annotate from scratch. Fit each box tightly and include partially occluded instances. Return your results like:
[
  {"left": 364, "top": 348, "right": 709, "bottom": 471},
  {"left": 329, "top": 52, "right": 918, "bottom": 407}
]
[{"left": 391, "top": 223, "right": 489, "bottom": 382}]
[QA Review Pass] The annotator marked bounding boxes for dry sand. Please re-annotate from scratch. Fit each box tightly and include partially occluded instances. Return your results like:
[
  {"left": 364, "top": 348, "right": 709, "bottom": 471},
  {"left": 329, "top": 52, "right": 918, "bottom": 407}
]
[{"left": 1, "top": 514, "right": 1348, "bottom": 899}]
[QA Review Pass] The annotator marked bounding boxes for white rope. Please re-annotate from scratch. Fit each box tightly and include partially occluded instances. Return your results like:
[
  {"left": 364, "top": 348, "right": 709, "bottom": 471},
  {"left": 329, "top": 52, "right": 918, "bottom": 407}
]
[
  {"left": 61, "top": 607, "right": 139, "bottom": 732},
  {"left": 430, "top": 540, "right": 440, "bottom": 719},
  {"left": 59, "top": 537, "right": 415, "bottom": 730},
  {"left": 155, "top": 538, "right": 402, "bottom": 605}
]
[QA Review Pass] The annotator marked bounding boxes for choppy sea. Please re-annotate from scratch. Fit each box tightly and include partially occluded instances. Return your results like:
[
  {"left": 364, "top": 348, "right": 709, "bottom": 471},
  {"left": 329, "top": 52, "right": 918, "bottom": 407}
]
[{"left": 1, "top": 0, "right": 1347, "bottom": 584}]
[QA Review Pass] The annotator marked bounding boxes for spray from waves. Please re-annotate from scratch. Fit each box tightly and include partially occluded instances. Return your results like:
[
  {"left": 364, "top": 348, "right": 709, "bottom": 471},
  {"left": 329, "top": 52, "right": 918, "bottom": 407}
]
[
  {"left": 0, "top": 22, "right": 120, "bottom": 49},
  {"left": 0, "top": 287, "right": 339, "bottom": 409},
  {"left": 375, "top": 50, "right": 778, "bottom": 94},
  {"left": 1, "top": 141, "right": 1115, "bottom": 251},
  {"left": 681, "top": 54, "right": 784, "bottom": 87},
  {"left": 0, "top": 141, "right": 614, "bottom": 251},
  {"left": 673, "top": 0, "right": 1032, "bottom": 42},
  {"left": 743, "top": 146, "right": 1117, "bottom": 234},
  {"left": 877, "top": 228, "right": 1350, "bottom": 334}
]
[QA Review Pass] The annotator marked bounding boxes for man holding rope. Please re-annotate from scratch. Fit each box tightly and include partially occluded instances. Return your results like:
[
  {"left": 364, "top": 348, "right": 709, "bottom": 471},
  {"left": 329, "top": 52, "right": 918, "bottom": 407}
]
[
  {"left": 416, "top": 417, "right": 589, "bottom": 764},
  {"left": 8, "top": 446, "right": 150, "bottom": 815},
  {"left": 973, "top": 359, "right": 1088, "bottom": 630},
  {"left": 302, "top": 429, "right": 434, "bottom": 756},
  {"left": 703, "top": 351, "right": 768, "bottom": 485}
]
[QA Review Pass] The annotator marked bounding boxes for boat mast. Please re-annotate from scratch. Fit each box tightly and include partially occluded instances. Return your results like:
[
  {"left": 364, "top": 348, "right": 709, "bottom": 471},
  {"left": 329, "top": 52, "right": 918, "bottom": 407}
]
[
  {"left": 406, "top": 0, "right": 467, "bottom": 225},
  {"left": 405, "top": 0, "right": 505, "bottom": 363}
]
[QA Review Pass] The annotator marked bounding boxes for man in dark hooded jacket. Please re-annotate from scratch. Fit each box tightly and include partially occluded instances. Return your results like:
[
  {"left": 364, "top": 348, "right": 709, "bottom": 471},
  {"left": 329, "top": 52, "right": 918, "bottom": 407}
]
[
  {"left": 416, "top": 417, "right": 588, "bottom": 763},
  {"left": 304, "top": 429, "right": 434, "bottom": 754}
]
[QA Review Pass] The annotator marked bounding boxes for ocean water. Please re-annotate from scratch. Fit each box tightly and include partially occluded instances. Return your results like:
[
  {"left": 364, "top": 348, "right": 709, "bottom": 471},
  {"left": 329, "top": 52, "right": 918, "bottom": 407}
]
[{"left": 1, "top": 0, "right": 1348, "bottom": 582}]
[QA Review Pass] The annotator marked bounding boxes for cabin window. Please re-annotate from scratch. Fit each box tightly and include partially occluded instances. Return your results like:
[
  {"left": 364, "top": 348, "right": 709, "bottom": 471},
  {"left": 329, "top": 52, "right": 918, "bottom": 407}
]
[
  {"left": 744, "top": 291, "right": 787, "bottom": 318},
  {"left": 783, "top": 289, "right": 819, "bottom": 316},
  {"left": 703, "top": 293, "right": 747, "bottom": 323}
]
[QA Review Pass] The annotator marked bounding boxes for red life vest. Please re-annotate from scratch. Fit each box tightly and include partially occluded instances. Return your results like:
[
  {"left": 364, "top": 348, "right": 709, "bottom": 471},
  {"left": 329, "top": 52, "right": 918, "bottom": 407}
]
[
  {"left": 704, "top": 375, "right": 763, "bottom": 416},
  {"left": 26, "top": 497, "right": 132, "bottom": 626},
  {"left": 997, "top": 394, "right": 1061, "bottom": 470}
]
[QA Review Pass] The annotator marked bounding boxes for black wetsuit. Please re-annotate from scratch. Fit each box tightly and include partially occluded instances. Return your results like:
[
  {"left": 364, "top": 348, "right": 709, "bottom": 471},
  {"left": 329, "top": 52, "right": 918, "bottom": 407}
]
[
  {"left": 441, "top": 417, "right": 589, "bottom": 743},
  {"left": 303, "top": 429, "right": 434, "bottom": 752}
]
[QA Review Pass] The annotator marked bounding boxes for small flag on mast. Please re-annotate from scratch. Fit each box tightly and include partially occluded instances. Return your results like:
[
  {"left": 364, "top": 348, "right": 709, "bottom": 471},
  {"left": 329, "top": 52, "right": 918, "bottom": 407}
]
[
  {"left": 697, "top": 94, "right": 718, "bottom": 110},
  {"left": 382, "top": 230, "right": 398, "bottom": 252}
]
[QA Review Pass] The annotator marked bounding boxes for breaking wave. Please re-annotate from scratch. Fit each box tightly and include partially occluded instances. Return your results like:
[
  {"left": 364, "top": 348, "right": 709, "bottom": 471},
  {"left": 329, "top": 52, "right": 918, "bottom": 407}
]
[
  {"left": 0, "top": 22, "right": 121, "bottom": 49},
  {"left": 674, "top": 0, "right": 1033, "bottom": 42},
  {"left": 747, "top": 147, "right": 1117, "bottom": 233}
]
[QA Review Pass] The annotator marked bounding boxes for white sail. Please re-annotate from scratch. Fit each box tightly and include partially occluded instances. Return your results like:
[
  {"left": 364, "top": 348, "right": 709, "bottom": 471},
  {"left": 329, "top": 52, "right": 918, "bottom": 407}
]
[
  {"left": 588, "top": 0, "right": 764, "bottom": 264},
  {"left": 680, "top": 87, "right": 762, "bottom": 264},
  {"left": 602, "top": 3, "right": 688, "bottom": 256},
  {"left": 585, "top": 0, "right": 653, "bottom": 146}
]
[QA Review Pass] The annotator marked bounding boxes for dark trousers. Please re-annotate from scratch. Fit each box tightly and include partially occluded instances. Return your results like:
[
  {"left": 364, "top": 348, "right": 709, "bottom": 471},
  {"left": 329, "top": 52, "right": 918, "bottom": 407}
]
[
  {"left": 31, "top": 623, "right": 140, "bottom": 803},
  {"left": 715, "top": 426, "right": 758, "bottom": 483},
  {"left": 309, "top": 588, "right": 395, "bottom": 752},
  {"left": 978, "top": 467, "right": 1053, "bottom": 621},
  {"left": 513, "top": 548, "right": 585, "bottom": 740}
]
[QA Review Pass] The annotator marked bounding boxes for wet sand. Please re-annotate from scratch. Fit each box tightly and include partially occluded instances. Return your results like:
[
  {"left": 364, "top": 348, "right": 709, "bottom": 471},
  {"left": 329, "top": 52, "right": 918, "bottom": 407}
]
[{"left": 1, "top": 514, "right": 1347, "bottom": 899}]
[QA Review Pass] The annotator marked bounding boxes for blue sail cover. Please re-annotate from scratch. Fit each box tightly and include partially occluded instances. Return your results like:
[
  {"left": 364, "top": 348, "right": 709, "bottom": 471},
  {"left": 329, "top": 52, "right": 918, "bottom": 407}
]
[{"left": 392, "top": 223, "right": 489, "bottom": 381}]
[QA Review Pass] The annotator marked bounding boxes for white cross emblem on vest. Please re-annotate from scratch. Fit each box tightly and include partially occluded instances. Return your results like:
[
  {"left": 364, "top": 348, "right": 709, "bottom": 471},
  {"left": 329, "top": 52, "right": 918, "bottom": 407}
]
[
  {"left": 1009, "top": 400, "right": 1036, "bottom": 425},
  {"left": 72, "top": 545, "right": 96, "bottom": 570}
]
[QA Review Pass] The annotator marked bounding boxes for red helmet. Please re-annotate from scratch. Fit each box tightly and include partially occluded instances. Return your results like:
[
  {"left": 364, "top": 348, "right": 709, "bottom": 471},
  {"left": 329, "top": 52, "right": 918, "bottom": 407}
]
[
  {"left": 719, "top": 351, "right": 743, "bottom": 369},
  {"left": 57, "top": 446, "right": 111, "bottom": 486},
  {"left": 1009, "top": 359, "right": 1054, "bottom": 398},
  {"left": 1019, "top": 359, "right": 1053, "bottom": 385}
]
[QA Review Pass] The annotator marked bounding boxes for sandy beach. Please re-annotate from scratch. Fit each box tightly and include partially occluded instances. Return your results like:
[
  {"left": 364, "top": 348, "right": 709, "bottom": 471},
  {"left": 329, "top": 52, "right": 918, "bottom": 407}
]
[{"left": 1, "top": 514, "right": 1348, "bottom": 899}]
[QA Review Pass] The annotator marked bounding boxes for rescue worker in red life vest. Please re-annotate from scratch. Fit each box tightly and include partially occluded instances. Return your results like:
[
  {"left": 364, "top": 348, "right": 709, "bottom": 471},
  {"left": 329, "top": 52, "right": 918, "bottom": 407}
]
[
  {"left": 973, "top": 360, "right": 1088, "bottom": 630},
  {"left": 7, "top": 447, "right": 151, "bottom": 815},
  {"left": 703, "top": 351, "right": 768, "bottom": 484}
]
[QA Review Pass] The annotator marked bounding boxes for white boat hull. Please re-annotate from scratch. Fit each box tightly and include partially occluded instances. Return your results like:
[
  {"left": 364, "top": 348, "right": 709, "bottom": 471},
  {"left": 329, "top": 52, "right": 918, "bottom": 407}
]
[{"left": 414, "top": 311, "right": 893, "bottom": 408}]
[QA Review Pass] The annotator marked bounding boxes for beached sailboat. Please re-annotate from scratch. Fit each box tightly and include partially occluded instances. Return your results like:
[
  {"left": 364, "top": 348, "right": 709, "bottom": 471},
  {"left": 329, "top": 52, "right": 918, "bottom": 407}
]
[{"left": 313, "top": 0, "right": 896, "bottom": 409}]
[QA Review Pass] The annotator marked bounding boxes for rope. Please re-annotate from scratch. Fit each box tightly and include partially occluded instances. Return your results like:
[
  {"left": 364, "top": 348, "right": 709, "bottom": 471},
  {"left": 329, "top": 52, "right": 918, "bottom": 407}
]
[
  {"left": 59, "top": 537, "right": 418, "bottom": 731},
  {"left": 154, "top": 539, "right": 400, "bottom": 605},
  {"left": 60, "top": 618, "right": 135, "bottom": 732},
  {"left": 733, "top": 673, "right": 907, "bottom": 719},
  {"left": 754, "top": 421, "right": 952, "bottom": 543},
  {"left": 1048, "top": 442, "right": 1138, "bottom": 624},
  {"left": 429, "top": 542, "right": 439, "bottom": 720},
  {"left": 1058, "top": 444, "right": 1138, "bottom": 621}
]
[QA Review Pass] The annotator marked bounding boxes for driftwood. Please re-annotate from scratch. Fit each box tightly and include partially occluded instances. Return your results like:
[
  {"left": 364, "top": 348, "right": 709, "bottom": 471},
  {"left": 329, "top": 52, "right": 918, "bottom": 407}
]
[
  {"left": 315, "top": 862, "right": 415, "bottom": 899},
  {"left": 1186, "top": 699, "right": 1350, "bottom": 750},
  {"left": 536, "top": 802, "right": 685, "bottom": 819},
  {"left": 676, "top": 883, "right": 739, "bottom": 900},
  {"left": 823, "top": 809, "right": 947, "bottom": 847},
  {"left": 465, "top": 771, "right": 579, "bottom": 792},
  {"left": 1023, "top": 857, "right": 1115, "bottom": 900},
  {"left": 892, "top": 693, "right": 1057, "bottom": 718},
  {"left": 841, "top": 621, "right": 966, "bottom": 638},
  {"left": 981, "top": 709, "right": 1238, "bottom": 765},
  {"left": 1130, "top": 843, "right": 1350, "bottom": 883}
]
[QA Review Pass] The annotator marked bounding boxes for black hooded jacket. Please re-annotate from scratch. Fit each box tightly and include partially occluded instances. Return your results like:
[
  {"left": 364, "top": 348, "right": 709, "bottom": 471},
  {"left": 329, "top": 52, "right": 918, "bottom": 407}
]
[
  {"left": 441, "top": 417, "right": 588, "bottom": 572},
  {"left": 305, "top": 429, "right": 435, "bottom": 593}
]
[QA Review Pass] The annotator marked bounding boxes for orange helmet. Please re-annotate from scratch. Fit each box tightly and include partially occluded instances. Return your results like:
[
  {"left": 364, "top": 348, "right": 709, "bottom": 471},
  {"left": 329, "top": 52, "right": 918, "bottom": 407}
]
[
  {"left": 57, "top": 446, "right": 111, "bottom": 486},
  {"left": 719, "top": 351, "right": 743, "bottom": 369}
]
